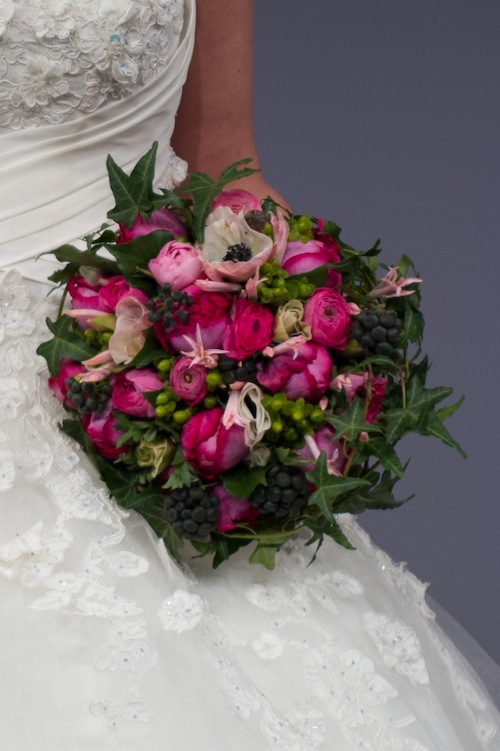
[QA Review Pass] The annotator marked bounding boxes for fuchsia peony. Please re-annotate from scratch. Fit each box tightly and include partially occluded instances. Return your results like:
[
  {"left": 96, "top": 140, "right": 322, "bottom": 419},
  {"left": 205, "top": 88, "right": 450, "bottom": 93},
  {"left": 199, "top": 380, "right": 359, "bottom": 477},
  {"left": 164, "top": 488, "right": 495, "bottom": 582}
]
[
  {"left": 111, "top": 369, "right": 163, "bottom": 418},
  {"left": 83, "top": 405, "right": 128, "bottom": 460},
  {"left": 282, "top": 233, "right": 342, "bottom": 288},
  {"left": 181, "top": 407, "right": 249, "bottom": 478},
  {"left": 257, "top": 342, "right": 332, "bottom": 401},
  {"left": 118, "top": 207, "right": 185, "bottom": 243},
  {"left": 156, "top": 285, "right": 233, "bottom": 353},
  {"left": 169, "top": 357, "right": 208, "bottom": 406},
  {"left": 98, "top": 276, "right": 148, "bottom": 311},
  {"left": 214, "top": 485, "right": 259, "bottom": 531},
  {"left": 303, "top": 288, "right": 351, "bottom": 350},
  {"left": 48, "top": 359, "right": 84, "bottom": 407},
  {"left": 148, "top": 241, "right": 202, "bottom": 290},
  {"left": 223, "top": 298, "right": 275, "bottom": 361}
]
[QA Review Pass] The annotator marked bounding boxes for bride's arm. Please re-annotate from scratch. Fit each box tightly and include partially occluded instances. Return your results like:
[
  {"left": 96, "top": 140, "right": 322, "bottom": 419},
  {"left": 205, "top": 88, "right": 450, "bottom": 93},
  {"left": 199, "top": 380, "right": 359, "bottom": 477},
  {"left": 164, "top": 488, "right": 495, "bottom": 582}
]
[{"left": 172, "top": 0, "right": 289, "bottom": 206}]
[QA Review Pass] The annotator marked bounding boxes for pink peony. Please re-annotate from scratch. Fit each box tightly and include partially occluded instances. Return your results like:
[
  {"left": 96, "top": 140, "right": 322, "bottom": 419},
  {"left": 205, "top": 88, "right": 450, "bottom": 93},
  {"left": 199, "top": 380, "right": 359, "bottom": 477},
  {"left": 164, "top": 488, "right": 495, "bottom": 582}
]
[
  {"left": 214, "top": 485, "right": 259, "bottom": 531},
  {"left": 303, "top": 288, "right": 351, "bottom": 350},
  {"left": 223, "top": 298, "right": 275, "bottom": 360},
  {"left": 48, "top": 359, "right": 84, "bottom": 407},
  {"left": 118, "top": 207, "right": 185, "bottom": 243},
  {"left": 156, "top": 285, "right": 233, "bottom": 353},
  {"left": 211, "top": 189, "right": 262, "bottom": 214},
  {"left": 83, "top": 405, "right": 128, "bottom": 460},
  {"left": 67, "top": 276, "right": 102, "bottom": 323},
  {"left": 148, "top": 241, "right": 202, "bottom": 290},
  {"left": 181, "top": 407, "right": 249, "bottom": 478},
  {"left": 282, "top": 233, "right": 342, "bottom": 288},
  {"left": 257, "top": 342, "right": 332, "bottom": 401},
  {"left": 111, "top": 368, "right": 163, "bottom": 418},
  {"left": 169, "top": 356, "right": 208, "bottom": 406}
]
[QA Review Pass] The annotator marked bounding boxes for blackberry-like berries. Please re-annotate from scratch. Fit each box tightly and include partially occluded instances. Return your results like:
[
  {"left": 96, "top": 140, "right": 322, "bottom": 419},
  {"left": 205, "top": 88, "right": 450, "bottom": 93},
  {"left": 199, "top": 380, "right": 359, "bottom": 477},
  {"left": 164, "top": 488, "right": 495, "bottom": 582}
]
[
  {"left": 147, "top": 283, "right": 193, "bottom": 329},
  {"left": 217, "top": 354, "right": 257, "bottom": 386},
  {"left": 249, "top": 464, "right": 309, "bottom": 518},
  {"left": 351, "top": 308, "right": 402, "bottom": 357},
  {"left": 163, "top": 484, "right": 220, "bottom": 539},
  {"left": 66, "top": 378, "right": 111, "bottom": 415}
]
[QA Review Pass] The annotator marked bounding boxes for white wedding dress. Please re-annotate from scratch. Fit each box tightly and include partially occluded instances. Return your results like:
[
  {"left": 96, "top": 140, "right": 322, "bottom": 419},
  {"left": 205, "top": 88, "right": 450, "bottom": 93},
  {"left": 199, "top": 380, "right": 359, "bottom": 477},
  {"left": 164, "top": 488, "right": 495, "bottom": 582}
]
[{"left": 0, "top": 2, "right": 499, "bottom": 749}]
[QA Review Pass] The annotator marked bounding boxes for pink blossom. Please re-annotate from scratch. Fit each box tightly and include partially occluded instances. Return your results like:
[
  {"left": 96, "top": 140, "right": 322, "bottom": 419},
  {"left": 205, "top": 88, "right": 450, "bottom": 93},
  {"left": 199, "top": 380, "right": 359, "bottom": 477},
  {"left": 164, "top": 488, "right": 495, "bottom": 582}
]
[
  {"left": 331, "top": 372, "right": 388, "bottom": 423},
  {"left": 369, "top": 267, "right": 422, "bottom": 298},
  {"left": 303, "top": 288, "right": 351, "bottom": 350},
  {"left": 214, "top": 485, "right": 259, "bottom": 531},
  {"left": 257, "top": 342, "right": 332, "bottom": 401},
  {"left": 118, "top": 207, "right": 185, "bottom": 243},
  {"left": 108, "top": 296, "right": 152, "bottom": 365},
  {"left": 181, "top": 407, "right": 249, "bottom": 478},
  {"left": 111, "top": 368, "right": 163, "bottom": 418},
  {"left": 149, "top": 241, "right": 202, "bottom": 290},
  {"left": 295, "top": 426, "right": 345, "bottom": 475},
  {"left": 211, "top": 189, "right": 262, "bottom": 214},
  {"left": 98, "top": 276, "right": 148, "bottom": 311}
]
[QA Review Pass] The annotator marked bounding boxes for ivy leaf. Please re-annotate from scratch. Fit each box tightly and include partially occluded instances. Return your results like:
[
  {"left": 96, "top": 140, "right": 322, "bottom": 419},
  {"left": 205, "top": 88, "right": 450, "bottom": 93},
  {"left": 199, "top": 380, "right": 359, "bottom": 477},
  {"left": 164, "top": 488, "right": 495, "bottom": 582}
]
[
  {"left": 384, "top": 380, "right": 454, "bottom": 444},
  {"left": 304, "top": 516, "right": 356, "bottom": 551},
  {"left": 325, "top": 398, "right": 382, "bottom": 443},
  {"left": 436, "top": 394, "right": 465, "bottom": 422},
  {"left": 418, "top": 410, "right": 467, "bottom": 458},
  {"left": 361, "top": 438, "right": 404, "bottom": 479},
  {"left": 181, "top": 159, "right": 261, "bottom": 241},
  {"left": 223, "top": 466, "right": 268, "bottom": 500},
  {"left": 162, "top": 449, "right": 198, "bottom": 489},
  {"left": 210, "top": 536, "right": 253, "bottom": 569},
  {"left": 249, "top": 542, "right": 280, "bottom": 570},
  {"left": 36, "top": 316, "right": 96, "bottom": 376},
  {"left": 348, "top": 469, "right": 408, "bottom": 511},
  {"left": 107, "top": 142, "right": 169, "bottom": 227},
  {"left": 306, "top": 454, "right": 371, "bottom": 521}
]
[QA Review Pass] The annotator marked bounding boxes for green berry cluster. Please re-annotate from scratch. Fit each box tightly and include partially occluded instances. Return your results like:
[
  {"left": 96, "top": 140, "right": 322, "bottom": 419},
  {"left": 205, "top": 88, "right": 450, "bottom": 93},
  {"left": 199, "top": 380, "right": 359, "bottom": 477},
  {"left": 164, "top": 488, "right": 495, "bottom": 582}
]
[
  {"left": 261, "top": 393, "right": 325, "bottom": 446},
  {"left": 154, "top": 386, "right": 193, "bottom": 427},
  {"left": 287, "top": 215, "right": 314, "bottom": 243},
  {"left": 258, "top": 260, "right": 315, "bottom": 305},
  {"left": 83, "top": 328, "right": 112, "bottom": 350}
]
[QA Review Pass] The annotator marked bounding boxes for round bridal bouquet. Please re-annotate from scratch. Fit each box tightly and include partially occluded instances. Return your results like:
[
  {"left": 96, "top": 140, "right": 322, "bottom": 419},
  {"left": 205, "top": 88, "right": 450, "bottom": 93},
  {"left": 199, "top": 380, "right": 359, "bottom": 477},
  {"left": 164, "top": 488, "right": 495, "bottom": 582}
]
[{"left": 38, "top": 143, "right": 464, "bottom": 569}]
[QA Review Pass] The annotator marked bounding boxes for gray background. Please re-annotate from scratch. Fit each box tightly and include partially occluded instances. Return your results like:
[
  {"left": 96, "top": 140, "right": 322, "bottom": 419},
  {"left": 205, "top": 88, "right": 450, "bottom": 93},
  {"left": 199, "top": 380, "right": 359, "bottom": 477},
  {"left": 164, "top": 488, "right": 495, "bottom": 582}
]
[{"left": 253, "top": 0, "right": 499, "bottom": 662}]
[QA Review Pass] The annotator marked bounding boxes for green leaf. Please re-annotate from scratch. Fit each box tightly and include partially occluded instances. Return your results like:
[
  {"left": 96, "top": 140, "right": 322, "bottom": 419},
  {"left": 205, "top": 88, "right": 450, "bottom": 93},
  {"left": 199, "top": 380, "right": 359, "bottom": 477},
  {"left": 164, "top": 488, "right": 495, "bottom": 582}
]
[
  {"left": 306, "top": 454, "right": 371, "bottom": 521},
  {"left": 403, "top": 299, "right": 424, "bottom": 343},
  {"left": 384, "top": 379, "right": 454, "bottom": 444},
  {"left": 418, "top": 410, "right": 467, "bottom": 458},
  {"left": 105, "top": 230, "right": 172, "bottom": 281},
  {"left": 362, "top": 438, "right": 404, "bottom": 479},
  {"left": 349, "top": 469, "right": 408, "bottom": 511},
  {"left": 436, "top": 394, "right": 465, "bottom": 422},
  {"left": 325, "top": 397, "right": 382, "bottom": 443},
  {"left": 181, "top": 158, "right": 261, "bottom": 241},
  {"left": 249, "top": 542, "right": 279, "bottom": 570},
  {"left": 107, "top": 142, "right": 170, "bottom": 227},
  {"left": 162, "top": 449, "right": 198, "bottom": 489},
  {"left": 223, "top": 466, "right": 268, "bottom": 500},
  {"left": 305, "top": 516, "right": 356, "bottom": 550},
  {"left": 36, "top": 316, "right": 96, "bottom": 376}
]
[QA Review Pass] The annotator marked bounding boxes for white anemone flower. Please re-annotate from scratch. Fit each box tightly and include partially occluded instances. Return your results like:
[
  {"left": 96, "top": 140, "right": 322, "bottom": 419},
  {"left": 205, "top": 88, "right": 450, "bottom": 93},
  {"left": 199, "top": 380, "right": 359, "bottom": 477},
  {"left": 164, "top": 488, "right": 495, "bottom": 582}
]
[{"left": 200, "top": 206, "right": 273, "bottom": 283}]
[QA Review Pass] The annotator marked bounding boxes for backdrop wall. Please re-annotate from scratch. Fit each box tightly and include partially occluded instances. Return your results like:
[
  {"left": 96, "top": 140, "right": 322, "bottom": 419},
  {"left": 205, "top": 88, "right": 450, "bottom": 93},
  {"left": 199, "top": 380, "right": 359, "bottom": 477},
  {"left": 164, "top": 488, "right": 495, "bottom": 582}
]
[{"left": 253, "top": 0, "right": 500, "bottom": 663}]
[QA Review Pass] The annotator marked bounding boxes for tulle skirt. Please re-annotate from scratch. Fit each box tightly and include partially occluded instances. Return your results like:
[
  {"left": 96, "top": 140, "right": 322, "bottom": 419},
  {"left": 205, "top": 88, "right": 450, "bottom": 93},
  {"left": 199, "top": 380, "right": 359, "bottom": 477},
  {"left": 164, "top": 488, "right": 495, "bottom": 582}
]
[{"left": 0, "top": 269, "right": 498, "bottom": 750}]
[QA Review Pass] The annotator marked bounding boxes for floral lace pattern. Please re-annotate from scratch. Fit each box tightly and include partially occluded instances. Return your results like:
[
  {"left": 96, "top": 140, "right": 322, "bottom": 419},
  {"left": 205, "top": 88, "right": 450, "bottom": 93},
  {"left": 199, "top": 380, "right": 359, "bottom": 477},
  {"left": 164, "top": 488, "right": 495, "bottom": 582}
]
[
  {"left": 0, "top": 270, "right": 498, "bottom": 749},
  {"left": 0, "top": 0, "right": 184, "bottom": 132}
]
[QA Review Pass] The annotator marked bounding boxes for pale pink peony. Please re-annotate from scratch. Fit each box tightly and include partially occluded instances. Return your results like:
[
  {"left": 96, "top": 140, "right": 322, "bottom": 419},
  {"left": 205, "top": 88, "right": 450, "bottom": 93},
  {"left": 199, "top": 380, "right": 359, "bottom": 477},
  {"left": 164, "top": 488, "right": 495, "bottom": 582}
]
[
  {"left": 211, "top": 189, "right": 262, "bottom": 214},
  {"left": 118, "top": 207, "right": 185, "bottom": 243},
  {"left": 148, "top": 241, "right": 202, "bottom": 290}
]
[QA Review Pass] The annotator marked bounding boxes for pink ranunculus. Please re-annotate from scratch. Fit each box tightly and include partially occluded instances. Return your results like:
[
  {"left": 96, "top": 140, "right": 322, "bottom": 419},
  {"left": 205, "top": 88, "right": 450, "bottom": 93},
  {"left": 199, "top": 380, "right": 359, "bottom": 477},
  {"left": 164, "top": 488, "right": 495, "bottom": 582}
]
[
  {"left": 332, "top": 373, "right": 388, "bottom": 423},
  {"left": 98, "top": 276, "right": 148, "bottom": 312},
  {"left": 211, "top": 189, "right": 262, "bottom": 214},
  {"left": 303, "top": 288, "right": 351, "bottom": 350},
  {"left": 111, "top": 368, "right": 163, "bottom": 418},
  {"left": 223, "top": 298, "right": 274, "bottom": 360},
  {"left": 214, "top": 485, "right": 259, "bottom": 531},
  {"left": 257, "top": 342, "right": 332, "bottom": 401},
  {"left": 148, "top": 241, "right": 202, "bottom": 290},
  {"left": 83, "top": 404, "right": 128, "bottom": 460},
  {"left": 48, "top": 359, "right": 84, "bottom": 407},
  {"left": 181, "top": 407, "right": 249, "bottom": 478},
  {"left": 117, "top": 207, "right": 185, "bottom": 244},
  {"left": 169, "top": 356, "right": 208, "bottom": 406},
  {"left": 156, "top": 285, "right": 233, "bottom": 353},
  {"left": 295, "top": 425, "right": 345, "bottom": 474},
  {"left": 282, "top": 233, "right": 342, "bottom": 288}
]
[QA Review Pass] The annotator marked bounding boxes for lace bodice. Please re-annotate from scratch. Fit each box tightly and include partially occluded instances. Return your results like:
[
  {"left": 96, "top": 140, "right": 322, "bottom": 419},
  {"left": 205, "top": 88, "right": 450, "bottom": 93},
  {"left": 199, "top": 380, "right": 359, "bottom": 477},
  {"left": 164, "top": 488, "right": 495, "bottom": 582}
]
[{"left": 0, "top": 0, "right": 185, "bottom": 133}]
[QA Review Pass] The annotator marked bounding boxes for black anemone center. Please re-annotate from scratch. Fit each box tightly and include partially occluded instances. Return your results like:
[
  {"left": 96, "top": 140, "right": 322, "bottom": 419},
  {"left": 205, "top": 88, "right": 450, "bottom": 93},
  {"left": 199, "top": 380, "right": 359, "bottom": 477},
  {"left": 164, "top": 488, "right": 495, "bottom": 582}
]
[{"left": 222, "top": 243, "right": 252, "bottom": 262}]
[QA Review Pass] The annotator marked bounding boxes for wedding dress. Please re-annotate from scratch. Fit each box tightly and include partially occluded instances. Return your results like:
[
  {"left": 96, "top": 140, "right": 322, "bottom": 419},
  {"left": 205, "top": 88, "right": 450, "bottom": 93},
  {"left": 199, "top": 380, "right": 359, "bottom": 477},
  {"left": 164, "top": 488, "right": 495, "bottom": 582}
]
[{"left": 0, "top": 2, "right": 498, "bottom": 749}]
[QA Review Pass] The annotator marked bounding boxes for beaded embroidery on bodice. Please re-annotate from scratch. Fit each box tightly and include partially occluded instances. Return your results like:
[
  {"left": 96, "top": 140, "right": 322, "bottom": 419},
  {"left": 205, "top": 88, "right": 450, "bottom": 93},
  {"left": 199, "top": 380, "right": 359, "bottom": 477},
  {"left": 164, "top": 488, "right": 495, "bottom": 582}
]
[{"left": 0, "top": 0, "right": 184, "bottom": 133}]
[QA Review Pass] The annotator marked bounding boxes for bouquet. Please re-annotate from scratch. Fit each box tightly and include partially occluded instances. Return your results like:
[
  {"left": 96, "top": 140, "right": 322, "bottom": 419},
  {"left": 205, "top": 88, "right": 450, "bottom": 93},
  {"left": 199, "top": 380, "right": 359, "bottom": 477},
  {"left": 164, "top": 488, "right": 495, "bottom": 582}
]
[{"left": 38, "top": 142, "right": 464, "bottom": 569}]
